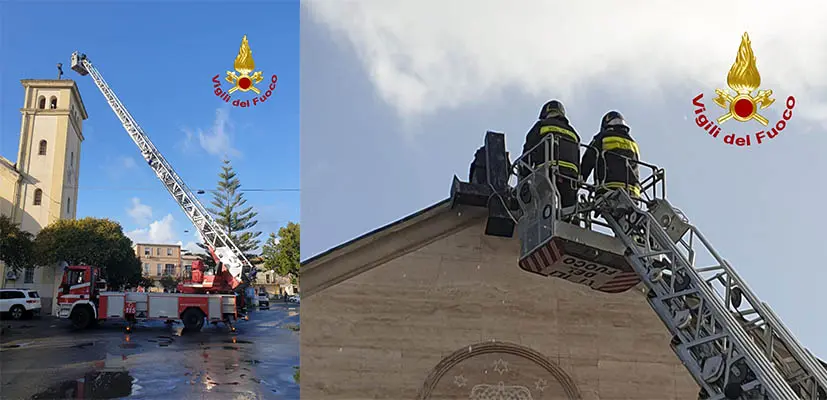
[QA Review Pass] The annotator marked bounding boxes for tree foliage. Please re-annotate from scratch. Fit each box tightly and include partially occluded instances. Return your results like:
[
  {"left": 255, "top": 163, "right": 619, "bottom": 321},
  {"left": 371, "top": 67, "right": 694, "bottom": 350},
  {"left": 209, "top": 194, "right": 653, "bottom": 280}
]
[
  {"left": 34, "top": 217, "right": 142, "bottom": 290},
  {"left": 198, "top": 159, "right": 262, "bottom": 267},
  {"left": 0, "top": 215, "right": 35, "bottom": 273},
  {"left": 261, "top": 222, "right": 300, "bottom": 278},
  {"left": 158, "top": 275, "right": 180, "bottom": 291}
]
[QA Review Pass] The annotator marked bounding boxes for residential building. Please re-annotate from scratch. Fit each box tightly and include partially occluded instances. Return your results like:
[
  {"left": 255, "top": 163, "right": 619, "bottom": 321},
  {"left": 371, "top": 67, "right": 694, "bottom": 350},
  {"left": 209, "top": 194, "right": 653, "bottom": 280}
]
[
  {"left": 134, "top": 243, "right": 182, "bottom": 292},
  {"left": 300, "top": 200, "right": 700, "bottom": 398},
  {"left": 181, "top": 253, "right": 200, "bottom": 281},
  {"left": 0, "top": 79, "right": 88, "bottom": 315},
  {"left": 254, "top": 268, "right": 297, "bottom": 297}
]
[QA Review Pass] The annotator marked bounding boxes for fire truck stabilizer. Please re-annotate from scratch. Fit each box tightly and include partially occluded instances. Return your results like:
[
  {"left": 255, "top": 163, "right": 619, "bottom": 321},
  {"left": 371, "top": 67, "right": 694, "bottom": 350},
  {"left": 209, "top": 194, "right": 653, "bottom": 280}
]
[
  {"left": 69, "top": 51, "right": 257, "bottom": 295},
  {"left": 451, "top": 131, "right": 827, "bottom": 400}
]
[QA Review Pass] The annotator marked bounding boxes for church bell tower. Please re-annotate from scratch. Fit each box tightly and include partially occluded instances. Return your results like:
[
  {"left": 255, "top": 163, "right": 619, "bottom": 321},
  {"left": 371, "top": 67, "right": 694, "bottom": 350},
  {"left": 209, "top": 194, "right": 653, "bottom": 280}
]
[{"left": 13, "top": 79, "right": 88, "bottom": 233}]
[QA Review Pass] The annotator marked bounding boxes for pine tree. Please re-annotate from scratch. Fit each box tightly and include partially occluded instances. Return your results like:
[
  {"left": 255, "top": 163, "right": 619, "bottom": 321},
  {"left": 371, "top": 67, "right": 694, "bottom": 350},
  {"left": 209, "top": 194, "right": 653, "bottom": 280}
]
[{"left": 197, "top": 160, "right": 262, "bottom": 266}]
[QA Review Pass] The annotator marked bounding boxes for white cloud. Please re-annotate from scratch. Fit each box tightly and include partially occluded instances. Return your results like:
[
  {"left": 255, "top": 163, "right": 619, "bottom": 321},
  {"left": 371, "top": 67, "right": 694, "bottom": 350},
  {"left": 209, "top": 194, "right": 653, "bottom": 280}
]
[
  {"left": 104, "top": 155, "right": 139, "bottom": 179},
  {"left": 182, "top": 108, "right": 242, "bottom": 158},
  {"left": 126, "top": 197, "right": 153, "bottom": 225},
  {"left": 127, "top": 214, "right": 206, "bottom": 254},
  {"left": 305, "top": 0, "right": 827, "bottom": 125},
  {"left": 126, "top": 214, "right": 178, "bottom": 244},
  {"left": 181, "top": 241, "right": 204, "bottom": 254},
  {"left": 120, "top": 156, "right": 137, "bottom": 170}
]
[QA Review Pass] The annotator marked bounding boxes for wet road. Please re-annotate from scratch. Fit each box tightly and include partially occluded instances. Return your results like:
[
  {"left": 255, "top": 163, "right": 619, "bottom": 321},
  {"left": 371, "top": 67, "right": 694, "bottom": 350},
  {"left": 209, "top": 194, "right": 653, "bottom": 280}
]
[{"left": 0, "top": 302, "right": 300, "bottom": 400}]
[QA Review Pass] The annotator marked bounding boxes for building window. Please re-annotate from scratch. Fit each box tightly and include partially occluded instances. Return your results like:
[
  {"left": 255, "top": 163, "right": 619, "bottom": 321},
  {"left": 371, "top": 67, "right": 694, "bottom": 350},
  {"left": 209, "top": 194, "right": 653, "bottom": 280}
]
[
  {"left": 49, "top": 96, "right": 57, "bottom": 109},
  {"left": 24, "top": 267, "right": 35, "bottom": 283},
  {"left": 266, "top": 274, "right": 271, "bottom": 284},
  {"left": 144, "top": 247, "right": 151, "bottom": 256},
  {"left": 67, "top": 197, "right": 71, "bottom": 213},
  {"left": 38, "top": 96, "right": 46, "bottom": 109},
  {"left": 33, "top": 189, "right": 42, "bottom": 205},
  {"left": 164, "top": 264, "right": 175, "bottom": 276},
  {"left": 38, "top": 140, "right": 47, "bottom": 155},
  {"left": 70, "top": 151, "right": 74, "bottom": 165},
  {"left": 143, "top": 263, "right": 150, "bottom": 275},
  {"left": 156, "top": 248, "right": 161, "bottom": 256},
  {"left": 167, "top": 247, "right": 173, "bottom": 256},
  {"left": 156, "top": 264, "right": 162, "bottom": 276}
]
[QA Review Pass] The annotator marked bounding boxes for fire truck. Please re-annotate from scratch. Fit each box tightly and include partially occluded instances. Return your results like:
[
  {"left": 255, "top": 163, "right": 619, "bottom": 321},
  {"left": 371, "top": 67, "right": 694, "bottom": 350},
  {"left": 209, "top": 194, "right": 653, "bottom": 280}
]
[
  {"left": 56, "top": 265, "right": 237, "bottom": 332},
  {"left": 55, "top": 52, "right": 260, "bottom": 332}
]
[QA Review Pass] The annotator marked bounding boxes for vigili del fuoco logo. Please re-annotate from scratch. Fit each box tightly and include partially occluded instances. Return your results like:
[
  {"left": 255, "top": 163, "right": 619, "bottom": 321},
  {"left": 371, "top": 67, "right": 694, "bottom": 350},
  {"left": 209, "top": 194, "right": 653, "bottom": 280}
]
[
  {"left": 212, "top": 35, "right": 278, "bottom": 108},
  {"left": 691, "top": 32, "right": 795, "bottom": 147}
]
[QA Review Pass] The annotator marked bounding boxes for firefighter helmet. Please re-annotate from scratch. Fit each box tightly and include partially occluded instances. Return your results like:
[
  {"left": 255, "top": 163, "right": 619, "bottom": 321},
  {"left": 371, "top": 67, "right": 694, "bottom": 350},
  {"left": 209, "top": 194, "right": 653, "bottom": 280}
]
[
  {"left": 601, "top": 110, "right": 629, "bottom": 130},
  {"left": 539, "top": 100, "right": 566, "bottom": 119}
]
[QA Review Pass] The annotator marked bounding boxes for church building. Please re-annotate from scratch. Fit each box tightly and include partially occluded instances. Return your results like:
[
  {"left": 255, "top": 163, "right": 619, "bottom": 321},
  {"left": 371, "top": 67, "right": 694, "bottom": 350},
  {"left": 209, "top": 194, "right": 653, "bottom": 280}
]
[
  {"left": 301, "top": 200, "right": 701, "bottom": 399},
  {"left": 0, "top": 79, "right": 87, "bottom": 314}
]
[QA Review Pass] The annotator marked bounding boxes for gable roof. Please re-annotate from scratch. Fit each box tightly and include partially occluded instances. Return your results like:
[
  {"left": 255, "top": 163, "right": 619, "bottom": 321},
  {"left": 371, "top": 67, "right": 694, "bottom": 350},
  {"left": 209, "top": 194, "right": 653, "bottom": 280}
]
[{"left": 301, "top": 199, "right": 487, "bottom": 297}]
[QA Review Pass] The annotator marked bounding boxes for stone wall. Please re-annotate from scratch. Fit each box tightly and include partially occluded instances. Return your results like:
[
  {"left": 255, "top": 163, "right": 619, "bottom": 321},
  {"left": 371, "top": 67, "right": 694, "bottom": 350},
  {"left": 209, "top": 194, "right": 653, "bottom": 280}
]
[{"left": 302, "top": 221, "right": 699, "bottom": 399}]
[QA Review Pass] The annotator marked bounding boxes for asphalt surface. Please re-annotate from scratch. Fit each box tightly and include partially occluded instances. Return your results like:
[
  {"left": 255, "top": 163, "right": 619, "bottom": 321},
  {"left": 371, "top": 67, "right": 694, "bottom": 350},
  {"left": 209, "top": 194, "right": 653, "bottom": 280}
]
[{"left": 0, "top": 302, "right": 300, "bottom": 400}]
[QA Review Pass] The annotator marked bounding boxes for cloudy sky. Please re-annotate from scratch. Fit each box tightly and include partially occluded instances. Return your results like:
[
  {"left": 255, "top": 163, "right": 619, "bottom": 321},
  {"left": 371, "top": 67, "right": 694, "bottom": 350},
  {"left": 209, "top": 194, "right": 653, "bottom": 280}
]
[
  {"left": 1, "top": 2, "right": 299, "bottom": 255},
  {"left": 301, "top": 0, "right": 827, "bottom": 358}
]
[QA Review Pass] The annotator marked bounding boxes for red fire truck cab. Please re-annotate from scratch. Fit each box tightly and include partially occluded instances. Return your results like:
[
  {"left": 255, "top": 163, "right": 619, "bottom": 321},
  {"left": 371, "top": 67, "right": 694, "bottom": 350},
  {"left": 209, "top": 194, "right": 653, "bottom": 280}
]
[{"left": 56, "top": 265, "right": 238, "bottom": 332}]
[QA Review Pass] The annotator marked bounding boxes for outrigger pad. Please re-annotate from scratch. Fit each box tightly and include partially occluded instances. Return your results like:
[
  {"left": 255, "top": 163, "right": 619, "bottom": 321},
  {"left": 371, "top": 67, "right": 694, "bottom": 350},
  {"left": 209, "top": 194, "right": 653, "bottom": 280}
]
[{"left": 518, "top": 222, "right": 641, "bottom": 293}]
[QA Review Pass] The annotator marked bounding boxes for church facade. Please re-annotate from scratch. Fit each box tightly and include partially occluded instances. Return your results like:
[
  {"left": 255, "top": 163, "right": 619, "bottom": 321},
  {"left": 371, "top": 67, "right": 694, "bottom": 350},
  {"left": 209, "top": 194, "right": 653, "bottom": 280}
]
[
  {"left": 0, "top": 79, "right": 87, "bottom": 314},
  {"left": 301, "top": 200, "right": 700, "bottom": 399}
]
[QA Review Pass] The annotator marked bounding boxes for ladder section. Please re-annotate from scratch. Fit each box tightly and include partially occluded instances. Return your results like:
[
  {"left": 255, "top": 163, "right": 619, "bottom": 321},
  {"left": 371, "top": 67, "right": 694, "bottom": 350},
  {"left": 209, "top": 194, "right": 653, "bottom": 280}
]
[
  {"left": 596, "top": 190, "right": 827, "bottom": 399},
  {"left": 70, "top": 52, "right": 252, "bottom": 285}
]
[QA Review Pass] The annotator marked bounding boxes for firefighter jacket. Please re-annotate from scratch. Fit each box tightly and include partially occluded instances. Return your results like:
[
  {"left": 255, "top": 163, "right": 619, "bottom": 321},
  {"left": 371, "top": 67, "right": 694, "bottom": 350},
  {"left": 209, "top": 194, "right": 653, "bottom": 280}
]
[
  {"left": 580, "top": 126, "right": 641, "bottom": 197},
  {"left": 520, "top": 117, "right": 581, "bottom": 179}
]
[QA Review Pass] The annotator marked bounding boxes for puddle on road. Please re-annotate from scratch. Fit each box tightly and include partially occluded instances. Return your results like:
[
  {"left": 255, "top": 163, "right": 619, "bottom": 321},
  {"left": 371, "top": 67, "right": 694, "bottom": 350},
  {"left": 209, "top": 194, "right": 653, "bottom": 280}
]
[
  {"left": 31, "top": 371, "right": 134, "bottom": 399},
  {"left": 119, "top": 335, "right": 139, "bottom": 349},
  {"left": 222, "top": 339, "right": 253, "bottom": 344}
]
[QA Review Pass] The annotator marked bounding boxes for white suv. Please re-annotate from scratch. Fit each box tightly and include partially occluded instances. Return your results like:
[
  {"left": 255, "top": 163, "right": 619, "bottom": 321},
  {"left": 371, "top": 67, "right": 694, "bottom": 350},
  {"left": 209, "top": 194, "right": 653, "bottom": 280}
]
[{"left": 0, "top": 289, "right": 42, "bottom": 320}]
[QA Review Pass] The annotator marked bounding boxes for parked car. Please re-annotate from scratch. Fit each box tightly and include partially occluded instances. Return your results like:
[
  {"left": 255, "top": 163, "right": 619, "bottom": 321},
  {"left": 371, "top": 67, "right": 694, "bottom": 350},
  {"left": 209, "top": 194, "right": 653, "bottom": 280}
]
[
  {"left": 258, "top": 291, "right": 270, "bottom": 309},
  {"left": 287, "top": 294, "right": 300, "bottom": 304},
  {"left": 0, "top": 289, "right": 42, "bottom": 320}
]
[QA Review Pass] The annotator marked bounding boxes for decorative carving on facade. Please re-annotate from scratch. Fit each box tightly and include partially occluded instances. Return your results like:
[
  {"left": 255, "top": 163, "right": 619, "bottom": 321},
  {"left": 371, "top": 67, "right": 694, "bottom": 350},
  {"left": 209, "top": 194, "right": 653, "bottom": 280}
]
[{"left": 418, "top": 340, "right": 581, "bottom": 400}]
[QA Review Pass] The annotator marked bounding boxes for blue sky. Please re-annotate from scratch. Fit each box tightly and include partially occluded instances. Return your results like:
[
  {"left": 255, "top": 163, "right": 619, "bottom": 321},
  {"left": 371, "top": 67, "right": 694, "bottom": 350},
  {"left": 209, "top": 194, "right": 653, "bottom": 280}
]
[
  {"left": 0, "top": 1, "right": 299, "bottom": 252},
  {"left": 301, "top": 1, "right": 827, "bottom": 358}
]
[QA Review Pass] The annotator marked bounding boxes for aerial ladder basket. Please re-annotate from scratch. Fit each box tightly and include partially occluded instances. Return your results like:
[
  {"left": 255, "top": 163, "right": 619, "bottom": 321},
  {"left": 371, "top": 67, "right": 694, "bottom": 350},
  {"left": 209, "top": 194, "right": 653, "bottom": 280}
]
[{"left": 450, "top": 131, "right": 827, "bottom": 399}]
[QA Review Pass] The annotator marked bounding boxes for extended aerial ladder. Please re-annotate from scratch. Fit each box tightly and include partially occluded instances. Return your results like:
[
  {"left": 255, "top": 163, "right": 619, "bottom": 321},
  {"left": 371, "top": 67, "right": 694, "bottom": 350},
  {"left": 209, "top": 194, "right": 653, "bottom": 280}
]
[
  {"left": 451, "top": 131, "right": 827, "bottom": 399},
  {"left": 69, "top": 52, "right": 257, "bottom": 293}
]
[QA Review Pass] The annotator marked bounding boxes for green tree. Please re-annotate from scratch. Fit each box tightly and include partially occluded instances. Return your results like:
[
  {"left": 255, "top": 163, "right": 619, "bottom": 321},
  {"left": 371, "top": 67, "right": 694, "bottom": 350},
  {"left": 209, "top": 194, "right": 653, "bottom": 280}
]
[
  {"left": 34, "top": 217, "right": 142, "bottom": 290},
  {"left": 0, "top": 215, "right": 35, "bottom": 273},
  {"left": 138, "top": 276, "right": 155, "bottom": 289},
  {"left": 198, "top": 159, "right": 262, "bottom": 267},
  {"left": 261, "top": 222, "right": 300, "bottom": 278},
  {"left": 158, "top": 275, "right": 180, "bottom": 291}
]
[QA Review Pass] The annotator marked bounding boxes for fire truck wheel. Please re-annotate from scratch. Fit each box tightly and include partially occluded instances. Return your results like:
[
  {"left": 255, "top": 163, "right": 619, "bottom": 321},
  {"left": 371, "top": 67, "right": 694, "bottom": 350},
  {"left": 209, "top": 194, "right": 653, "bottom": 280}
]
[
  {"left": 71, "top": 307, "right": 93, "bottom": 330},
  {"left": 181, "top": 308, "right": 205, "bottom": 332}
]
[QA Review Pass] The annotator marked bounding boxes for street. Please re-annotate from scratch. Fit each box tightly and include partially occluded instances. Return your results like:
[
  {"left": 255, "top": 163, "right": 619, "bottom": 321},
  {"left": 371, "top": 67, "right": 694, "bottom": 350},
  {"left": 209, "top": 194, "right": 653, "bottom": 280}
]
[{"left": 0, "top": 302, "right": 299, "bottom": 400}]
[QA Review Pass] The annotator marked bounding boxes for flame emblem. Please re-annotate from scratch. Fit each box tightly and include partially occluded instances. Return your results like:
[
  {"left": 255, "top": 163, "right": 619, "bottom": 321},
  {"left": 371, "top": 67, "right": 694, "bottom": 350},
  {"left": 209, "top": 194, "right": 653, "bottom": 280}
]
[
  {"left": 225, "top": 35, "right": 264, "bottom": 94},
  {"left": 713, "top": 32, "right": 775, "bottom": 125}
]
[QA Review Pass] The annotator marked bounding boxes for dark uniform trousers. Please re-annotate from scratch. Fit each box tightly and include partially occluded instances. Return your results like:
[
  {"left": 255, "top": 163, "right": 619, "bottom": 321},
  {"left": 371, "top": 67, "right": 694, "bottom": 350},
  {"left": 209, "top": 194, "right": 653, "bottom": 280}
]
[{"left": 555, "top": 169, "right": 579, "bottom": 209}]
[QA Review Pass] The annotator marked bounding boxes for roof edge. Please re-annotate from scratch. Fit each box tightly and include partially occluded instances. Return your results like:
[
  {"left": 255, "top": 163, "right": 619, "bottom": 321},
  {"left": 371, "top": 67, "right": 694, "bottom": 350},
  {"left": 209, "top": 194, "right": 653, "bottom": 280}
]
[
  {"left": 302, "top": 199, "right": 452, "bottom": 265},
  {"left": 301, "top": 199, "right": 487, "bottom": 297}
]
